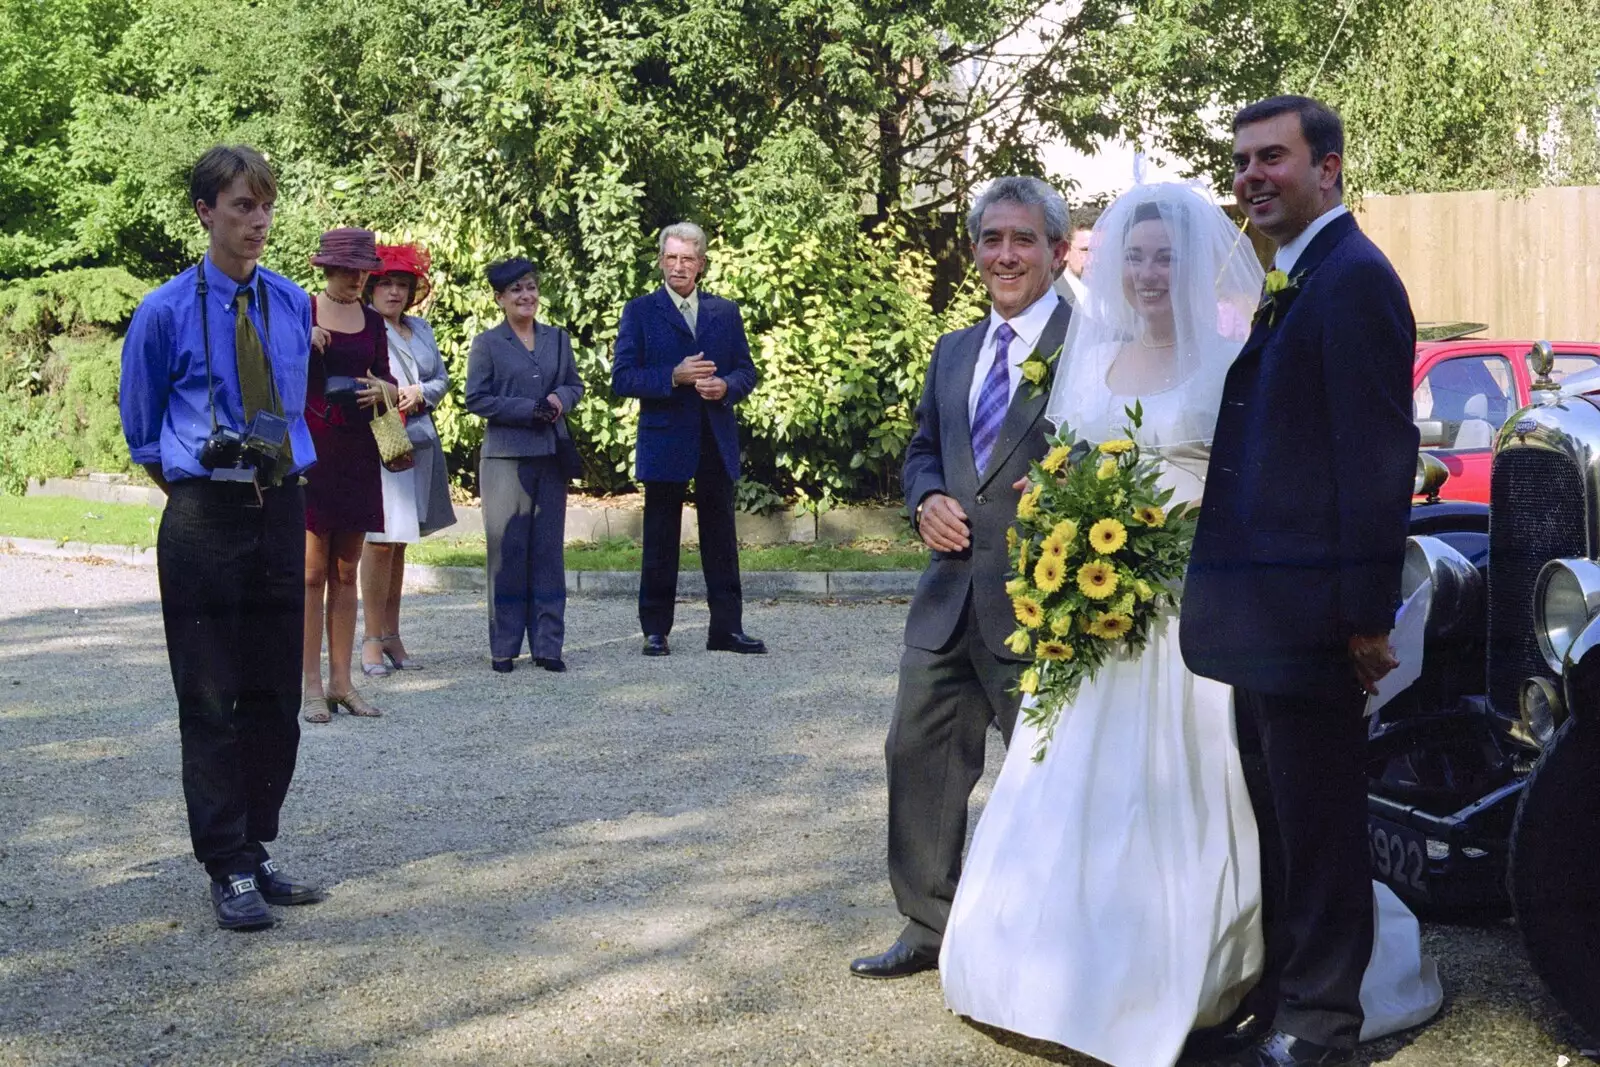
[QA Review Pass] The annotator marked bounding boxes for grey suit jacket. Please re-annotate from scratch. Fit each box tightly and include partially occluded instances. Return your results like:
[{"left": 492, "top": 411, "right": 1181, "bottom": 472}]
[
  {"left": 901, "top": 299, "right": 1072, "bottom": 659},
  {"left": 465, "top": 321, "right": 584, "bottom": 459}
]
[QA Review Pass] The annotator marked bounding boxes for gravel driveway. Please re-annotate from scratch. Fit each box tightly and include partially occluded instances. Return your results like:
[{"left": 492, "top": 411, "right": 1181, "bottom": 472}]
[{"left": 0, "top": 553, "right": 1590, "bottom": 1066}]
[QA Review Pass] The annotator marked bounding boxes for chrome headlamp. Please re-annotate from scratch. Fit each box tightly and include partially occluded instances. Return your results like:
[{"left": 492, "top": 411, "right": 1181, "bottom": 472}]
[{"left": 1534, "top": 558, "right": 1600, "bottom": 673}]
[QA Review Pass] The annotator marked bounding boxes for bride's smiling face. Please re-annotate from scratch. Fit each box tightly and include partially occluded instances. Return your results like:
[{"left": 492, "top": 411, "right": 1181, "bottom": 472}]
[{"left": 1121, "top": 218, "right": 1174, "bottom": 321}]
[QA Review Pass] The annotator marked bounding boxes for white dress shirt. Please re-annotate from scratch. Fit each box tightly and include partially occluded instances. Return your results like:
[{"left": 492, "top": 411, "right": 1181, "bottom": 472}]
[
  {"left": 664, "top": 285, "right": 699, "bottom": 334},
  {"left": 967, "top": 289, "right": 1062, "bottom": 426},
  {"left": 1273, "top": 203, "right": 1349, "bottom": 274}
]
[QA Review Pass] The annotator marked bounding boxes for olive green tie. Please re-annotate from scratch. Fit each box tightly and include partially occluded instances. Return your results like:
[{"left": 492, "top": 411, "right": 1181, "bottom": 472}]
[{"left": 233, "top": 288, "right": 291, "bottom": 483}]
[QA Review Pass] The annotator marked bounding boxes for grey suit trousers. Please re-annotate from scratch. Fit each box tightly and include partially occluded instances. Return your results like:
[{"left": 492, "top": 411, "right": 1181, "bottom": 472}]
[
  {"left": 886, "top": 595, "right": 1023, "bottom": 955},
  {"left": 482, "top": 456, "right": 567, "bottom": 661}
]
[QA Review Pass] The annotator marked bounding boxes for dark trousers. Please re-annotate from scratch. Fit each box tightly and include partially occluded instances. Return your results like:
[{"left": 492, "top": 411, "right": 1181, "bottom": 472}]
[
  {"left": 886, "top": 596, "right": 1022, "bottom": 955},
  {"left": 1235, "top": 686, "right": 1375, "bottom": 1049},
  {"left": 482, "top": 456, "right": 568, "bottom": 661},
  {"left": 157, "top": 480, "right": 305, "bottom": 882},
  {"left": 639, "top": 418, "right": 741, "bottom": 637}
]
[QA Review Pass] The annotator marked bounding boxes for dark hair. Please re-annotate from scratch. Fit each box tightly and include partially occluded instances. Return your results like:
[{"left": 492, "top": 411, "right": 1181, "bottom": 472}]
[
  {"left": 1071, "top": 202, "right": 1104, "bottom": 234},
  {"left": 189, "top": 145, "right": 276, "bottom": 213},
  {"left": 364, "top": 272, "right": 418, "bottom": 307},
  {"left": 486, "top": 257, "right": 538, "bottom": 294},
  {"left": 1233, "top": 95, "right": 1345, "bottom": 189}
]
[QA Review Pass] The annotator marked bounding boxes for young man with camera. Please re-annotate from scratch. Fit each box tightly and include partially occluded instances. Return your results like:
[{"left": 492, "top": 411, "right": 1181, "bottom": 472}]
[{"left": 120, "top": 144, "right": 325, "bottom": 930}]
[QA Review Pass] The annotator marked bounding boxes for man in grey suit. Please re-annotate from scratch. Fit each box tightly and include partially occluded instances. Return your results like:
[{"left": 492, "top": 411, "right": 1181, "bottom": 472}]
[{"left": 851, "top": 177, "right": 1072, "bottom": 979}]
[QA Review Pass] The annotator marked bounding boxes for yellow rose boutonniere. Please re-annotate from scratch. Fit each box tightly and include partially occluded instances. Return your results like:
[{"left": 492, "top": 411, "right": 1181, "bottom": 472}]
[
  {"left": 1255, "top": 268, "right": 1306, "bottom": 327},
  {"left": 1020, "top": 359, "right": 1047, "bottom": 385},
  {"left": 1018, "top": 342, "right": 1063, "bottom": 399}
]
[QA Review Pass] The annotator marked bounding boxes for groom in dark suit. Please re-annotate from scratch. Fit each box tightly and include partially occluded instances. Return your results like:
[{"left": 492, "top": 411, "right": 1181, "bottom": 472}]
[
  {"left": 851, "top": 177, "right": 1072, "bottom": 979},
  {"left": 1182, "top": 97, "right": 1419, "bottom": 1067},
  {"left": 612, "top": 222, "right": 765, "bottom": 657}
]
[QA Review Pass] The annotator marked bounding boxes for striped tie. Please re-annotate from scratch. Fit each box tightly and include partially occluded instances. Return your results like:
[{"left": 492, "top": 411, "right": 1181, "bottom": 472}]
[{"left": 971, "top": 322, "right": 1015, "bottom": 474}]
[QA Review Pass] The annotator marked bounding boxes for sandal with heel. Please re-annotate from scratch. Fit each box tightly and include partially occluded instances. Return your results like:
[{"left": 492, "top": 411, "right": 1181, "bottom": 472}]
[
  {"left": 360, "top": 636, "right": 392, "bottom": 678},
  {"left": 328, "top": 688, "right": 383, "bottom": 718},
  {"left": 380, "top": 634, "right": 422, "bottom": 671},
  {"left": 301, "top": 695, "right": 332, "bottom": 724}
]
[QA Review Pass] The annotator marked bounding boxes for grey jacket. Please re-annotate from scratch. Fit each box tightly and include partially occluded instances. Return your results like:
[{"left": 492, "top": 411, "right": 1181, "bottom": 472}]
[
  {"left": 465, "top": 321, "right": 585, "bottom": 459},
  {"left": 901, "top": 300, "right": 1072, "bottom": 659}
]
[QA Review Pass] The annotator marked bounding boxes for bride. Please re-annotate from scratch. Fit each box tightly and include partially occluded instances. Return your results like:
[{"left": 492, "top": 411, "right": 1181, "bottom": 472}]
[{"left": 938, "top": 183, "right": 1441, "bottom": 1066}]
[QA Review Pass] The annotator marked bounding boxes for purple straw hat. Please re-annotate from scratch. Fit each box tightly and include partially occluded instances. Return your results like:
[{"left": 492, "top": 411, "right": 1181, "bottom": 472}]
[{"left": 310, "top": 227, "right": 383, "bottom": 271}]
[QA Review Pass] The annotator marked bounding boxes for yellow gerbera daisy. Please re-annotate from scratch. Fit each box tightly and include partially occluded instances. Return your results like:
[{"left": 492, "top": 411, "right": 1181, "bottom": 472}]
[
  {"left": 1134, "top": 505, "right": 1166, "bottom": 528},
  {"left": 1089, "top": 518, "right": 1128, "bottom": 554},
  {"left": 1040, "top": 534, "right": 1067, "bottom": 561},
  {"left": 1076, "top": 560, "right": 1118, "bottom": 599},
  {"left": 1005, "top": 577, "right": 1028, "bottom": 597},
  {"left": 1051, "top": 519, "right": 1079, "bottom": 545},
  {"left": 1096, "top": 458, "right": 1118, "bottom": 481},
  {"left": 1098, "top": 438, "right": 1135, "bottom": 455},
  {"left": 1049, "top": 610, "right": 1075, "bottom": 636},
  {"left": 1006, "top": 526, "right": 1019, "bottom": 552},
  {"left": 1087, "top": 611, "right": 1135, "bottom": 639},
  {"left": 1013, "top": 595, "right": 1045, "bottom": 629},
  {"left": 1040, "top": 445, "right": 1072, "bottom": 474},
  {"left": 1019, "top": 668, "right": 1040, "bottom": 695},
  {"left": 1004, "top": 629, "right": 1031, "bottom": 655},
  {"left": 1034, "top": 554, "right": 1066, "bottom": 594},
  {"left": 1017, "top": 538, "right": 1030, "bottom": 576},
  {"left": 1038, "top": 640, "right": 1075, "bottom": 661},
  {"left": 1017, "top": 484, "right": 1044, "bottom": 521}
]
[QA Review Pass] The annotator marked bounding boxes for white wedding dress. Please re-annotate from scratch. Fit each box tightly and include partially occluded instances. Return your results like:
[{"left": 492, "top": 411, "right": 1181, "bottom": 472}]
[{"left": 939, "top": 384, "right": 1442, "bottom": 1067}]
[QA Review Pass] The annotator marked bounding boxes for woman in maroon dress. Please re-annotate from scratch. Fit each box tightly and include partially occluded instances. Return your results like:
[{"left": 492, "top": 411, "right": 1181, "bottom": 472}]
[{"left": 300, "top": 228, "right": 396, "bottom": 723}]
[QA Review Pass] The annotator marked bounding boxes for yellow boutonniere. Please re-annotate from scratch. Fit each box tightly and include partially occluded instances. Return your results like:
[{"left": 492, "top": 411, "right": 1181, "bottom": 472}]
[
  {"left": 1264, "top": 269, "right": 1290, "bottom": 295},
  {"left": 1018, "top": 342, "right": 1064, "bottom": 398},
  {"left": 1255, "top": 269, "right": 1305, "bottom": 327}
]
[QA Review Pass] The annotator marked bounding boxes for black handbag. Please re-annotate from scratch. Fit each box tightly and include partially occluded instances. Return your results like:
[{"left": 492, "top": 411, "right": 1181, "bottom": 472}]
[{"left": 324, "top": 375, "right": 360, "bottom": 404}]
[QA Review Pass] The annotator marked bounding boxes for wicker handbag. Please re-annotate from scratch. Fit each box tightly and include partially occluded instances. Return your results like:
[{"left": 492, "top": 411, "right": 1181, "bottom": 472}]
[{"left": 370, "top": 388, "right": 415, "bottom": 473}]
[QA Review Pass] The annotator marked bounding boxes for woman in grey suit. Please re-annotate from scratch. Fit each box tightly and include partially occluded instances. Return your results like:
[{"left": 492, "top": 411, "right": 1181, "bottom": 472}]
[
  {"left": 465, "top": 257, "right": 584, "bottom": 673},
  {"left": 360, "top": 243, "right": 457, "bottom": 676}
]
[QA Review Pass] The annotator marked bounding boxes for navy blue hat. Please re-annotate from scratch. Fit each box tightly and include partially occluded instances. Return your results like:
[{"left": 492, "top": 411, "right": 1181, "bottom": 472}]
[{"left": 486, "top": 257, "right": 537, "bottom": 293}]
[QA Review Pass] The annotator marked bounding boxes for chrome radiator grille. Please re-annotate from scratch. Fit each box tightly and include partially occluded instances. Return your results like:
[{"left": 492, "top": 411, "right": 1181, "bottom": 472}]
[{"left": 1488, "top": 447, "right": 1587, "bottom": 713}]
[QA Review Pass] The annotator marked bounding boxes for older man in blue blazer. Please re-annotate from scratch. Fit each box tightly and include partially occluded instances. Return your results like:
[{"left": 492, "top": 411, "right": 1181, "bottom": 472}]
[{"left": 611, "top": 222, "right": 764, "bottom": 657}]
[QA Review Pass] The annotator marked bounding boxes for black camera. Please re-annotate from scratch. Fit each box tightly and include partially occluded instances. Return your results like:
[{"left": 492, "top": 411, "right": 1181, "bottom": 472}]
[{"left": 200, "top": 412, "right": 289, "bottom": 483}]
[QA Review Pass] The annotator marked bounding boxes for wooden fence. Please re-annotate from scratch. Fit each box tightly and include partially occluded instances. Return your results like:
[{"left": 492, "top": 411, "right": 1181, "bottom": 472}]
[{"left": 1355, "top": 186, "right": 1600, "bottom": 342}]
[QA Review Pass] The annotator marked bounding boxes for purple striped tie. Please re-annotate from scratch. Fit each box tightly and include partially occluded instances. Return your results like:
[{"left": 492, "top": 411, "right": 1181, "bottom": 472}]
[{"left": 972, "top": 322, "right": 1015, "bottom": 473}]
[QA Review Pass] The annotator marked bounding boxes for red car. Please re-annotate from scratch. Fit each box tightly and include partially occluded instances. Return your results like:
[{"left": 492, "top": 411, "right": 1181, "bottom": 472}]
[{"left": 1413, "top": 326, "right": 1600, "bottom": 502}]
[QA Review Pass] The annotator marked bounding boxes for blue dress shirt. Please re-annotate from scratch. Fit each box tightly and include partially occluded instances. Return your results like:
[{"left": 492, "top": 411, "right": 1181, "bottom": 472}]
[{"left": 120, "top": 256, "right": 316, "bottom": 482}]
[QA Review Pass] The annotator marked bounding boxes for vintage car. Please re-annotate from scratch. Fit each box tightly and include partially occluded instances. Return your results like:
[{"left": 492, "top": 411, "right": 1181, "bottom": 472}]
[
  {"left": 1377, "top": 341, "right": 1600, "bottom": 1040},
  {"left": 1412, "top": 326, "right": 1600, "bottom": 502}
]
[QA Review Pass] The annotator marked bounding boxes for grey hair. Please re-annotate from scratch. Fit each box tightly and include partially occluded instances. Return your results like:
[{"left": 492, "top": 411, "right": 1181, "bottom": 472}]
[
  {"left": 966, "top": 177, "right": 1071, "bottom": 245},
  {"left": 658, "top": 221, "right": 708, "bottom": 257}
]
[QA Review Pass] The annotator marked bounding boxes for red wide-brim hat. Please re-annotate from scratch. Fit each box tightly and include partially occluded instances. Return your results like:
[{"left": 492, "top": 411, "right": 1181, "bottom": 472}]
[
  {"left": 373, "top": 243, "right": 433, "bottom": 307},
  {"left": 310, "top": 227, "right": 384, "bottom": 271}
]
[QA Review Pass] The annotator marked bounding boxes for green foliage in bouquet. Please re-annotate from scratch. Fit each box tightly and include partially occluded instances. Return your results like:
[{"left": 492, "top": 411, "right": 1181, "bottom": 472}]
[{"left": 1004, "top": 402, "right": 1199, "bottom": 759}]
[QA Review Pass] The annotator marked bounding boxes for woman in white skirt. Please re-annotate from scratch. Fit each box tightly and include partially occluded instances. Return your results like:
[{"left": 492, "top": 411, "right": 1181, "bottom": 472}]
[{"left": 359, "top": 243, "right": 457, "bottom": 676}]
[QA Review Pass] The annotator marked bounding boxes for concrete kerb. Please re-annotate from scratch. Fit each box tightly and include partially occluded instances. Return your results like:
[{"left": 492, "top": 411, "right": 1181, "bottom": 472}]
[{"left": 0, "top": 536, "right": 920, "bottom": 599}]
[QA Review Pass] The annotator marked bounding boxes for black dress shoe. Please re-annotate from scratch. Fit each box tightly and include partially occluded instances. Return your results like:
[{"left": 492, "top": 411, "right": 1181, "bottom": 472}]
[
  {"left": 534, "top": 657, "right": 567, "bottom": 673},
  {"left": 1229, "top": 1030, "right": 1353, "bottom": 1066},
  {"left": 849, "top": 939, "right": 937, "bottom": 979},
  {"left": 492, "top": 658, "right": 515, "bottom": 673},
  {"left": 706, "top": 631, "right": 767, "bottom": 654},
  {"left": 255, "top": 860, "right": 325, "bottom": 906},
  {"left": 1182, "top": 1006, "right": 1270, "bottom": 1059},
  {"left": 642, "top": 634, "right": 670, "bottom": 657},
  {"left": 210, "top": 873, "right": 275, "bottom": 930}
]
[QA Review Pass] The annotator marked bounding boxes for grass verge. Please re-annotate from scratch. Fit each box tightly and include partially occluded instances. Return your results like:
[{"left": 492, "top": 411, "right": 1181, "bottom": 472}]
[{"left": 0, "top": 495, "right": 928, "bottom": 572}]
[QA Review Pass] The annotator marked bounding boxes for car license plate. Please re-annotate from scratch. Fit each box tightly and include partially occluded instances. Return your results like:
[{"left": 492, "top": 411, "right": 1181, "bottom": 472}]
[{"left": 1368, "top": 816, "right": 1429, "bottom": 898}]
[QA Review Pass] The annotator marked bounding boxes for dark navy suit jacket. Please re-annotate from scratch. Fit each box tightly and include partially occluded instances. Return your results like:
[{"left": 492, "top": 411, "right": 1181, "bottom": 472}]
[
  {"left": 1181, "top": 212, "right": 1420, "bottom": 696},
  {"left": 610, "top": 286, "right": 757, "bottom": 483}
]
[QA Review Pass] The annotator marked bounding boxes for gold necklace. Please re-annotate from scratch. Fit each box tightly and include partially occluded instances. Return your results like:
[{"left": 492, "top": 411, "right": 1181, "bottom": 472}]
[{"left": 1140, "top": 332, "right": 1176, "bottom": 348}]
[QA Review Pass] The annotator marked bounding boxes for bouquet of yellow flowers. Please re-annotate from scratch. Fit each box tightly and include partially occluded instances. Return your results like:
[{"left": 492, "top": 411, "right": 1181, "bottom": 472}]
[{"left": 1005, "top": 401, "right": 1198, "bottom": 759}]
